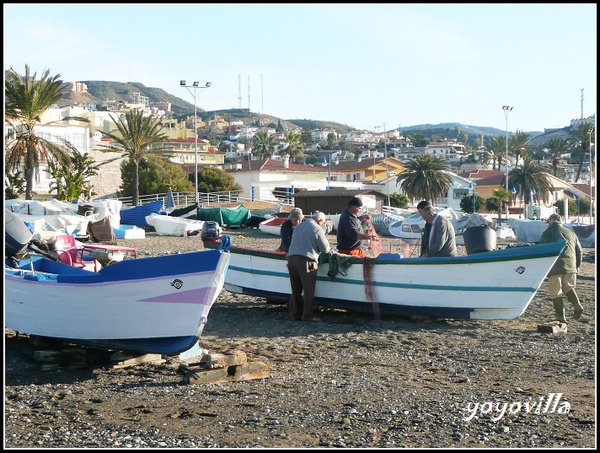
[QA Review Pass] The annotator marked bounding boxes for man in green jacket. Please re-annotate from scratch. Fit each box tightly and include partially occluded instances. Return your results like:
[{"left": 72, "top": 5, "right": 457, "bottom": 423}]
[{"left": 539, "top": 214, "right": 583, "bottom": 323}]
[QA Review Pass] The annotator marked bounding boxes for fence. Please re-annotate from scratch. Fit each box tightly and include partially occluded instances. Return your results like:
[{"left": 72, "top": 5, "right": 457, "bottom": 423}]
[{"left": 115, "top": 190, "right": 251, "bottom": 209}]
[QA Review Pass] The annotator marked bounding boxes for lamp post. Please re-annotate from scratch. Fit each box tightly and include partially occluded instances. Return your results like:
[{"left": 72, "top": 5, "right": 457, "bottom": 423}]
[
  {"left": 529, "top": 187, "right": 536, "bottom": 219},
  {"left": 502, "top": 106, "right": 513, "bottom": 217},
  {"left": 573, "top": 193, "right": 580, "bottom": 223},
  {"left": 180, "top": 80, "right": 211, "bottom": 205},
  {"left": 468, "top": 182, "right": 476, "bottom": 214},
  {"left": 511, "top": 183, "right": 522, "bottom": 219}
]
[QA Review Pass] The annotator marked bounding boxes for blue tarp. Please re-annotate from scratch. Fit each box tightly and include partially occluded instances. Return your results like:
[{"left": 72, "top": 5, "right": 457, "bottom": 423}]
[{"left": 120, "top": 200, "right": 163, "bottom": 228}]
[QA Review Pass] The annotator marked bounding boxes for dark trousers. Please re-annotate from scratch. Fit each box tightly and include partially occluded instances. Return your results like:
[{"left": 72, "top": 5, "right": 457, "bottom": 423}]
[{"left": 287, "top": 255, "right": 318, "bottom": 321}]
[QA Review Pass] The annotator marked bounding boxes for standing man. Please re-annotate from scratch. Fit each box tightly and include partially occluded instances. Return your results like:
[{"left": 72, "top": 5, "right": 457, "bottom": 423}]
[
  {"left": 420, "top": 205, "right": 457, "bottom": 257},
  {"left": 416, "top": 200, "right": 432, "bottom": 257},
  {"left": 277, "top": 207, "right": 303, "bottom": 253},
  {"left": 287, "top": 211, "right": 331, "bottom": 322},
  {"left": 337, "top": 196, "right": 376, "bottom": 257},
  {"left": 539, "top": 213, "right": 583, "bottom": 322}
]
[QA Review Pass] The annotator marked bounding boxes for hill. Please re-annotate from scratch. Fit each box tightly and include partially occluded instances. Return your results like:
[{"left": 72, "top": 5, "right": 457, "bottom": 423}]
[
  {"left": 401, "top": 122, "right": 543, "bottom": 138},
  {"left": 58, "top": 81, "right": 198, "bottom": 114}
]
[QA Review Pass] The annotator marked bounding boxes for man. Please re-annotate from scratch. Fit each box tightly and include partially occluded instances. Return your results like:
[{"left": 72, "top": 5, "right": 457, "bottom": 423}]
[
  {"left": 277, "top": 207, "right": 303, "bottom": 253},
  {"left": 539, "top": 213, "right": 583, "bottom": 323},
  {"left": 337, "top": 196, "right": 376, "bottom": 257},
  {"left": 287, "top": 211, "right": 331, "bottom": 322},
  {"left": 420, "top": 205, "right": 457, "bottom": 257},
  {"left": 416, "top": 200, "right": 432, "bottom": 257}
]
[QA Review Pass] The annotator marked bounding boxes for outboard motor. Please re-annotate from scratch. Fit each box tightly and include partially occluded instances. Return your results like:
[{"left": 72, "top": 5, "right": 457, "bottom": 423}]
[
  {"left": 5, "top": 208, "right": 33, "bottom": 260},
  {"left": 201, "top": 221, "right": 223, "bottom": 242}
]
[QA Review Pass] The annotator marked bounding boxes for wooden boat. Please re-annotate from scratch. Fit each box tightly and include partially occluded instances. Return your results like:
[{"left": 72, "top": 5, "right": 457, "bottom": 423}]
[
  {"left": 258, "top": 217, "right": 287, "bottom": 236},
  {"left": 204, "top": 239, "right": 565, "bottom": 320},
  {"left": 5, "top": 243, "right": 231, "bottom": 355}
]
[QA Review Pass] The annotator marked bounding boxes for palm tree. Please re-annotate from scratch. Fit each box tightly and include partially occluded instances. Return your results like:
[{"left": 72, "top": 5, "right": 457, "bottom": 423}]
[
  {"left": 100, "top": 109, "right": 168, "bottom": 206},
  {"left": 4, "top": 65, "right": 73, "bottom": 199},
  {"left": 396, "top": 154, "right": 453, "bottom": 204},
  {"left": 487, "top": 136, "right": 506, "bottom": 171},
  {"left": 568, "top": 123, "right": 595, "bottom": 182},
  {"left": 489, "top": 188, "right": 511, "bottom": 219},
  {"left": 509, "top": 130, "right": 532, "bottom": 167},
  {"left": 283, "top": 131, "right": 304, "bottom": 163},
  {"left": 543, "top": 138, "right": 568, "bottom": 176},
  {"left": 252, "top": 131, "right": 276, "bottom": 159},
  {"left": 508, "top": 154, "right": 553, "bottom": 210}
]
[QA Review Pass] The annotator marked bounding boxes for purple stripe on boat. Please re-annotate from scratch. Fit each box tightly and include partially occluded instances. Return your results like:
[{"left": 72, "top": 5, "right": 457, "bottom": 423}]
[{"left": 138, "top": 287, "right": 212, "bottom": 304}]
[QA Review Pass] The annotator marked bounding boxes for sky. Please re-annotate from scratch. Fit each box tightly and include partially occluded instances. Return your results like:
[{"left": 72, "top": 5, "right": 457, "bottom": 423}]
[{"left": 4, "top": 3, "right": 597, "bottom": 133}]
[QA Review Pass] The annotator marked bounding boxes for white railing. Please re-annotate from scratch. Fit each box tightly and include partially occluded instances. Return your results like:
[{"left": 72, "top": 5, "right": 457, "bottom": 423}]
[{"left": 113, "top": 190, "right": 247, "bottom": 209}]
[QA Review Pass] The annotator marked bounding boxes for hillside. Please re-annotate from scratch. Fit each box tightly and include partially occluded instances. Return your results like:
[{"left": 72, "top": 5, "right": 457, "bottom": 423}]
[
  {"left": 402, "top": 122, "right": 543, "bottom": 138},
  {"left": 58, "top": 81, "right": 198, "bottom": 114}
]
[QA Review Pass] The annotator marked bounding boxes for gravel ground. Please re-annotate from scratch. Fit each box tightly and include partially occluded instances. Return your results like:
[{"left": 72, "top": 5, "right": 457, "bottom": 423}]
[{"left": 4, "top": 228, "right": 596, "bottom": 448}]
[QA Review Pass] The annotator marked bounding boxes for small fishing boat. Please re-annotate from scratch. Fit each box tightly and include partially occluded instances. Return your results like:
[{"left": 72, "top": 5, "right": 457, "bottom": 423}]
[
  {"left": 5, "top": 210, "right": 231, "bottom": 354},
  {"left": 204, "top": 238, "right": 565, "bottom": 320},
  {"left": 258, "top": 217, "right": 287, "bottom": 236}
]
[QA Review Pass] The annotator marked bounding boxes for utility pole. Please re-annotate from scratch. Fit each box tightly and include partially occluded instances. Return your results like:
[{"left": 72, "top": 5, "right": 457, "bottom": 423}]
[
  {"left": 261, "top": 74, "right": 264, "bottom": 114},
  {"left": 248, "top": 76, "right": 251, "bottom": 112},
  {"left": 580, "top": 88, "right": 584, "bottom": 119}
]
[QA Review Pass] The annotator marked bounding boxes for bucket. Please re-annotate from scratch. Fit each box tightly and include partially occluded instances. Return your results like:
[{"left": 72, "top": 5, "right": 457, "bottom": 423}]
[{"left": 463, "top": 225, "right": 497, "bottom": 255}]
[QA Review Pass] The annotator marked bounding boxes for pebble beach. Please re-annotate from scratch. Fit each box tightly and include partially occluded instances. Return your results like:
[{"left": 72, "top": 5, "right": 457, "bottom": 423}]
[{"left": 4, "top": 228, "right": 596, "bottom": 448}]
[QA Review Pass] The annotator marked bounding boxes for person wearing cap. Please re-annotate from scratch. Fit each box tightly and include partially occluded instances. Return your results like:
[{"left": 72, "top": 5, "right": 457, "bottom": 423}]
[
  {"left": 336, "top": 196, "right": 376, "bottom": 257},
  {"left": 539, "top": 213, "right": 583, "bottom": 322},
  {"left": 287, "top": 212, "right": 331, "bottom": 321},
  {"left": 419, "top": 205, "right": 457, "bottom": 257},
  {"left": 277, "top": 207, "right": 304, "bottom": 253}
]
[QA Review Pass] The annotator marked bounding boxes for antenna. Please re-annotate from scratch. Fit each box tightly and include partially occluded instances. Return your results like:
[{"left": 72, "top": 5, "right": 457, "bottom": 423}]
[
  {"left": 238, "top": 74, "right": 242, "bottom": 109},
  {"left": 580, "top": 88, "right": 584, "bottom": 120},
  {"left": 261, "top": 74, "right": 264, "bottom": 114},
  {"left": 248, "top": 75, "right": 251, "bottom": 111}
]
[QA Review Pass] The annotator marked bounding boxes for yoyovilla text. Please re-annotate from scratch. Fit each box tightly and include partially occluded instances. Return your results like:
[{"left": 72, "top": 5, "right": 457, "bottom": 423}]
[{"left": 463, "top": 393, "right": 570, "bottom": 422}]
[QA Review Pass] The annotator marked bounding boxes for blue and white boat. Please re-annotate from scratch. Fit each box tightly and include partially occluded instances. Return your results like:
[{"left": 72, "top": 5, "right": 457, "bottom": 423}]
[
  {"left": 5, "top": 214, "right": 231, "bottom": 354},
  {"left": 204, "top": 239, "right": 565, "bottom": 321}
]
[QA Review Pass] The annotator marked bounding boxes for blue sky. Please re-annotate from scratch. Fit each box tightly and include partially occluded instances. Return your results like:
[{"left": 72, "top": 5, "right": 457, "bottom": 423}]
[{"left": 4, "top": 3, "right": 597, "bottom": 133}]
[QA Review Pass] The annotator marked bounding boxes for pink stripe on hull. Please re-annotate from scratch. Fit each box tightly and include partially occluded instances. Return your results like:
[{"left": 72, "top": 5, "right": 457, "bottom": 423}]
[{"left": 138, "top": 287, "right": 214, "bottom": 304}]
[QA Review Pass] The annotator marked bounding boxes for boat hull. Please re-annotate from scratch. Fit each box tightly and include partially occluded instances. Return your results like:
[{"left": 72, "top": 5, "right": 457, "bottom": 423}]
[
  {"left": 5, "top": 249, "right": 230, "bottom": 354},
  {"left": 206, "top": 242, "right": 564, "bottom": 320}
]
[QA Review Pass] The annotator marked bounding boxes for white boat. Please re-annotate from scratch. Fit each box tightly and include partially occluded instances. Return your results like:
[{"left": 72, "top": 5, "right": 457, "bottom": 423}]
[
  {"left": 5, "top": 210, "right": 232, "bottom": 354},
  {"left": 204, "top": 238, "right": 565, "bottom": 320},
  {"left": 146, "top": 213, "right": 204, "bottom": 236},
  {"left": 258, "top": 217, "right": 287, "bottom": 236}
]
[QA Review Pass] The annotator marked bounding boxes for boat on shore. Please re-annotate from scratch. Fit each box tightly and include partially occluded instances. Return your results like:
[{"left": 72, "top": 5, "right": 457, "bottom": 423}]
[
  {"left": 258, "top": 217, "right": 287, "bottom": 236},
  {"left": 204, "top": 238, "right": 564, "bottom": 320},
  {"left": 5, "top": 210, "right": 232, "bottom": 354}
]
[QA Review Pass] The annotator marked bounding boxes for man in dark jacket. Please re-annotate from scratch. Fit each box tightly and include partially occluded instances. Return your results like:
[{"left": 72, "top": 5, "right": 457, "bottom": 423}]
[
  {"left": 336, "top": 196, "right": 376, "bottom": 257},
  {"left": 539, "top": 213, "right": 583, "bottom": 322}
]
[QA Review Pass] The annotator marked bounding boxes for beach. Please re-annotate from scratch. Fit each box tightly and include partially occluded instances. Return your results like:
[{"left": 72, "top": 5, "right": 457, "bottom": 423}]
[{"left": 4, "top": 228, "right": 596, "bottom": 448}]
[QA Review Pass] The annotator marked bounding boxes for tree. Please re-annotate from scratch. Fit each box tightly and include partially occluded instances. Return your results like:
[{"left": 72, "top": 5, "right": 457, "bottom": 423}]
[
  {"left": 487, "top": 136, "right": 506, "bottom": 171},
  {"left": 119, "top": 156, "right": 194, "bottom": 197},
  {"left": 543, "top": 138, "right": 568, "bottom": 176},
  {"left": 195, "top": 167, "right": 242, "bottom": 193},
  {"left": 252, "top": 131, "right": 276, "bottom": 159},
  {"left": 509, "top": 130, "right": 532, "bottom": 167},
  {"left": 568, "top": 123, "right": 594, "bottom": 182},
  {"left": 283, "top": 131, "right": 304, "bottom": 163},
  {"left": 4, "top": 171, "right": 26, "bottom": 200},
  {"left": 388, "top": 193, "right": 409, "bottom": 209},
  {"left": 408, "top": 132, "right": 430, "bottom": 148},
  {"left": 485, "top": 188, "right": 511, "bottom": 218},
  {"left": 460, "top": 193, "right": 485, "bottom": 214},
  {"left": 396, "top": 154, "right": 453, "bottom": 204},
  {"left": 508, "top": 155, "right": 553, "bottom": 209},
  {"left": 100, "top": 109, "right": 168, "bottom": 206},
  {"left": 47, "top": 150, "right": 99, "bottom": 201},
  {"left": 4, "top": 65, "right": 73, "bottom": 199}
]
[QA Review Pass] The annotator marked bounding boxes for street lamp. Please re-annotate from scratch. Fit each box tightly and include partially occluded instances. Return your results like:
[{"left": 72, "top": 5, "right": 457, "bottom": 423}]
[
  {"left": 180, "top": 80, "right": 211, "bottom": 205},
  {"left": 511, "top": 183, "right": 522, "bottom": 219},
  {"left": 572, "top": 193, "right": 580, "bottom": 223},
  {"left": 502, "top": 106, "right": 513, "bottom": 217},
  {"left": 468, "top": 182, "right": 476, "bottom": 214}
]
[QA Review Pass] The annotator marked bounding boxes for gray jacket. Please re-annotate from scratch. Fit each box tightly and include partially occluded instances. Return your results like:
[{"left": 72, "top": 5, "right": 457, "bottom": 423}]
[
  {"left": 423, "top": 214, "right": 457, "bottom": 257},
  {"left": 287, "top": 218, "right": 331, "bottom": 262}
]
